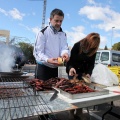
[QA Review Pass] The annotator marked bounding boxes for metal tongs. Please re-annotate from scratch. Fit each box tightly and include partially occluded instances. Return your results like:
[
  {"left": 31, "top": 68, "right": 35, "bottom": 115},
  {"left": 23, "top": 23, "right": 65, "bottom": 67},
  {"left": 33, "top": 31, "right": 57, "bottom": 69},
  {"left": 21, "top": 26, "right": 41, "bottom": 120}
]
[{"left": 82, "top": 76, "right": 91, "bottom": 84}]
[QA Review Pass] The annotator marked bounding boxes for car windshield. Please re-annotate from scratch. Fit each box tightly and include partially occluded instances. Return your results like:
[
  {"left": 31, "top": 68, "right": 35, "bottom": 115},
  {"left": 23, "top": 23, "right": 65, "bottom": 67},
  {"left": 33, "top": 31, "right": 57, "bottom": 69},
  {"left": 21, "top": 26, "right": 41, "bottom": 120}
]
[{"left": 101, "top": 52, "right": 109, "bottom": 61}]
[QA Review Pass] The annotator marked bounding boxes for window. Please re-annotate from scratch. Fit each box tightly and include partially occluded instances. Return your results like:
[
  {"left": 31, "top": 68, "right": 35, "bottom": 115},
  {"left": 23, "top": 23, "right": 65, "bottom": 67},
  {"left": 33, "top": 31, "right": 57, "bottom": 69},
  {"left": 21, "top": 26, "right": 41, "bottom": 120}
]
[
  {"left": 112, "top": 53, "right": 120, "bottom": 62},
  {"left": 95, "top": 52, "right": 100, "bottom": 61},
  {"left": 101, "top": 52, "right": 109, "bottom": 61}
]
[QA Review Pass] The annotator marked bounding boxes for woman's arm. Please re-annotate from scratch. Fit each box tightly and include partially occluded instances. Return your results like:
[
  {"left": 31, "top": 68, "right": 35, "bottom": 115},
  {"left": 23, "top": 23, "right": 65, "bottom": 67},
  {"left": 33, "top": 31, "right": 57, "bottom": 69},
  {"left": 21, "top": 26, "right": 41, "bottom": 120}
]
[
  {"left": 66, "top": 42, "right": 80, "bottom": 73},
  {"left": 87, "top": 53, "right": 96, "bottom": 75}
]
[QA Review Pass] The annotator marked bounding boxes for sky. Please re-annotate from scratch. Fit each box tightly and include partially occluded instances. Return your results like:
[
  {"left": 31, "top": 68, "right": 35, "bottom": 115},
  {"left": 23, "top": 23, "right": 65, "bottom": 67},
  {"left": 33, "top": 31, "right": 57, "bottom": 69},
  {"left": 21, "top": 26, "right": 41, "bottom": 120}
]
[{"left": 0, "top": 0, "right": 120, "bottom": 49}]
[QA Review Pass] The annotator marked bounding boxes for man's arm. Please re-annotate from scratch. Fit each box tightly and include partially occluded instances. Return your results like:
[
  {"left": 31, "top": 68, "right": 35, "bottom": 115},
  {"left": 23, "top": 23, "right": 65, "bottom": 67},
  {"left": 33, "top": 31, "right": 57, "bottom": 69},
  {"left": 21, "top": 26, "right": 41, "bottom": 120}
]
[{"left": 33, "top": 31, "right": 49, "bottom": 62}]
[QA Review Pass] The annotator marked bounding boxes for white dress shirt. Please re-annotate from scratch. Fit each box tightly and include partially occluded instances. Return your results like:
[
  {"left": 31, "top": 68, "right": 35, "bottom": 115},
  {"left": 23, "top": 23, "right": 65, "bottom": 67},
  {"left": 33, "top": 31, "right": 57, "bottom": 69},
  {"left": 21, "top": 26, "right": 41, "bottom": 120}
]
[{"left": 33, "top": 26, "right": 69, "bottom": 68}]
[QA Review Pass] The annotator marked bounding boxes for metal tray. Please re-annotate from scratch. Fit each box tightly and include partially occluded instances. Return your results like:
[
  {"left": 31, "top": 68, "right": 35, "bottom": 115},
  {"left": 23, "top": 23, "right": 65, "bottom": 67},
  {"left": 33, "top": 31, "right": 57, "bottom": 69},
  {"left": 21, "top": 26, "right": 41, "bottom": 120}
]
[{"left": 55, "top": 84, "right": 109, "bottom": 99}]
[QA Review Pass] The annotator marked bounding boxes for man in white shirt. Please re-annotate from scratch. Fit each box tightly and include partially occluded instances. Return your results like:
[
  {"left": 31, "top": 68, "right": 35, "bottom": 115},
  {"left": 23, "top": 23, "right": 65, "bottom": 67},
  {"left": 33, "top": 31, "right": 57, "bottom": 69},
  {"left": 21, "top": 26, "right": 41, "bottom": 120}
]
[{"left": 33, "top": 8, "right": 69, "bottom": 80}]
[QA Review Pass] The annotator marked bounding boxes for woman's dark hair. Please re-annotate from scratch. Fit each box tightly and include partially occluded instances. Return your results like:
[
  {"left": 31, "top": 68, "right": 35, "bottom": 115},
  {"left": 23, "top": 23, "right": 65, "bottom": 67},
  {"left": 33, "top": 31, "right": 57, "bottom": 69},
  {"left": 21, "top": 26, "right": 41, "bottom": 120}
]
[
  {"left": 80, "top": 32, "right": 100, "bottom": 56},
  {"left": 50, "top": 8, "right": 64, "bottom": 18}
]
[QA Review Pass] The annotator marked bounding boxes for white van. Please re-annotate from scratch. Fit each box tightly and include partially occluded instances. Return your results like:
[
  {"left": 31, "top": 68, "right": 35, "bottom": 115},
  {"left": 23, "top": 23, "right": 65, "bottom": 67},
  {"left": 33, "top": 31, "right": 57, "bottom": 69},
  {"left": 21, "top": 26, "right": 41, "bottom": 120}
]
[{"left": 95, "top": 50, "right": 120, "bottom": 66}]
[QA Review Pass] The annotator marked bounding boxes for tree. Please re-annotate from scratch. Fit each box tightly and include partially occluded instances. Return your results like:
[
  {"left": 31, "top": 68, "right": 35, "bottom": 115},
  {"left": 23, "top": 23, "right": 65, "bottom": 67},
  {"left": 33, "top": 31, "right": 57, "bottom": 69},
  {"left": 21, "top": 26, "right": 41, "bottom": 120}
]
[
  {"left": 112, "top": 42, "right": 120, "bottom": 51},
  {"left": 104, "top": 45, "right": 108, "bottom": 50},
  {"left": 17, "top": 42, "right": 35, "bottom": 63}
]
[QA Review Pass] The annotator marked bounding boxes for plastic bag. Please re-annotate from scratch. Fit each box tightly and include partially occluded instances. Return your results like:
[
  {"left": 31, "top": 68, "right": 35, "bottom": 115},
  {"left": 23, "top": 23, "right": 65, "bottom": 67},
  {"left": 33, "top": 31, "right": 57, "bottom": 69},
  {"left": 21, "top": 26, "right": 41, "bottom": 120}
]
[{"left": 91, "top": 64, "right": 119, "bottom": 86}]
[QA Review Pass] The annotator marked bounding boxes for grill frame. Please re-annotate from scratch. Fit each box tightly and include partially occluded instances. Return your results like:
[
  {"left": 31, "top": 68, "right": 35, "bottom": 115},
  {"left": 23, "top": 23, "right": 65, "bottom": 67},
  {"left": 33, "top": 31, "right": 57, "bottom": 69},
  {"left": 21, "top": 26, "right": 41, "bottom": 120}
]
[{"left": 0, "top": 76, "right": 58, "bottom": 120}]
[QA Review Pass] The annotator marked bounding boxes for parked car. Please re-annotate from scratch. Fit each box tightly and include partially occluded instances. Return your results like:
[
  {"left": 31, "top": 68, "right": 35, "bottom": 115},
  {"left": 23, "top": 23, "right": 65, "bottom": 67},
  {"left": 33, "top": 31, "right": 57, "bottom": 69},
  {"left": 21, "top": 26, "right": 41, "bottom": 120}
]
[{"left": 95, "top": 50, "right": 120, "bottom": 66}]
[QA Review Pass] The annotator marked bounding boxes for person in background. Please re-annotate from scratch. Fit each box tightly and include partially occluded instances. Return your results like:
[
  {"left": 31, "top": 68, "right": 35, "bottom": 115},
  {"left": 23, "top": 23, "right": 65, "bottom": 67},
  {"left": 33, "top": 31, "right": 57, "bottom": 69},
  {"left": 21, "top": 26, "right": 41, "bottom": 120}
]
[
  {"left": 33, "top": 8, "right": 69, "bottom": 81},
  {"left": 13, "top": 53, "right": 26, "bottom": 69},
  {"left": 66, "top": 32, "right": 100, "bottom": 120},
  {"left": 18, "top": 56, "right": 26, "bottom": 68}
]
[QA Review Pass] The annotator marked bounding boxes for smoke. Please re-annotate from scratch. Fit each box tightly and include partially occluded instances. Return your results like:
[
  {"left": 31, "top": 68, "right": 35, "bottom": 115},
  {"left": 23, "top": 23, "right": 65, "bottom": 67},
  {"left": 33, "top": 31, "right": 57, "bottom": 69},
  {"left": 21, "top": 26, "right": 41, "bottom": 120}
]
[{"left": 0, "top": 44, "right": 15, "bottom": 72}]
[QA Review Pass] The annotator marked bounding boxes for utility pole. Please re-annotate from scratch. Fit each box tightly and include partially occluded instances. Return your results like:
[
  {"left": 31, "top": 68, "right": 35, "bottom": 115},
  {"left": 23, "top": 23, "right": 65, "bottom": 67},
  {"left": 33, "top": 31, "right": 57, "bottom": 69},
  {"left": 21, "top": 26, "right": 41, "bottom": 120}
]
[
  {"left": 111, "top": 27, "right": 115, "bottom": 49},
  {"left": 30, "top": 0, "right": 47, "bottom": 29},
  {"left": 41, "top": 0, "right": 47, "bottom": 29}
]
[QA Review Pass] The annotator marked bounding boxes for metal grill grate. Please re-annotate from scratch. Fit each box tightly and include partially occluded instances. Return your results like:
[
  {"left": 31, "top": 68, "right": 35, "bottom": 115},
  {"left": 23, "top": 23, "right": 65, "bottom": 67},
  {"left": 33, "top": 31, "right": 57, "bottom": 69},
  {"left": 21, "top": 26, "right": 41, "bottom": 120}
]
[{"left": 0, "top": 76, "right": 58, "bottom": 120}]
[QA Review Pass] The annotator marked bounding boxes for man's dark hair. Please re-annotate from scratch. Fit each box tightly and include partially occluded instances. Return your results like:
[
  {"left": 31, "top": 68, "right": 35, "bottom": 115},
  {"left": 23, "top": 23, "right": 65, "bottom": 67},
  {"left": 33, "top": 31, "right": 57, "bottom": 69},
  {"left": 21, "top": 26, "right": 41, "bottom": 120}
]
[{"left": 50, "top": 8, "right": 64, "bottom": 18}]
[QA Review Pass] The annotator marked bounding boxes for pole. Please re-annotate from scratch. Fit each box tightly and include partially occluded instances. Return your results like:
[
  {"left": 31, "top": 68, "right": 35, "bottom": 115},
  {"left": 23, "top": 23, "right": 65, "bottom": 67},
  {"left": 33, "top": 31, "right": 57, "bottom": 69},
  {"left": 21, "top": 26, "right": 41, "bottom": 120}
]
[
  {"left": 111, "top": 27, "right": 115, "bottom": 49},
  {"left": 41, "top": 0, "right": 47, "bottom": 29}
]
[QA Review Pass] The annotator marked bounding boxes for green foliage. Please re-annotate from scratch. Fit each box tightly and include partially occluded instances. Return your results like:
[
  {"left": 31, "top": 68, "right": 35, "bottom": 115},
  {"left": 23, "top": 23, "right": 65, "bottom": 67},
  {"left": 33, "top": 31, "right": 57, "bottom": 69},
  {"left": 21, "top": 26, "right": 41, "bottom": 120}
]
[
  {"left": 112, "top": 42, "right": 120, "bottom": 51},
  {"left": 17, "top": 42, "right": 35, "bottom": 63}
]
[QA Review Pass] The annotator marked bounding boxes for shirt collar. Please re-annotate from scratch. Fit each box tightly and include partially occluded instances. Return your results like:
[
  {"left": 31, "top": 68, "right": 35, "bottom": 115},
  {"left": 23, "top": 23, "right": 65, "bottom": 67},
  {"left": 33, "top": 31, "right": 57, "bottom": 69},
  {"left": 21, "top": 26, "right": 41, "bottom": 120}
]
[{"left": 50, "top": 25, "right": 62, "bottom": 34}]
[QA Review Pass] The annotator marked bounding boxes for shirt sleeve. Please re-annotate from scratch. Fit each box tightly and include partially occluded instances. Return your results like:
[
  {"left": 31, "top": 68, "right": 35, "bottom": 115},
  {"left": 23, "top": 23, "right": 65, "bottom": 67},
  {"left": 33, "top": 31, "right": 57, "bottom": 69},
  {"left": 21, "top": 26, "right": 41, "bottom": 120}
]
[
  {"left": 60, "top": 33, "right": 70, "bottom": 56},
  {"left": 33, "top": 31, "right": 48, "bottom": 62}
]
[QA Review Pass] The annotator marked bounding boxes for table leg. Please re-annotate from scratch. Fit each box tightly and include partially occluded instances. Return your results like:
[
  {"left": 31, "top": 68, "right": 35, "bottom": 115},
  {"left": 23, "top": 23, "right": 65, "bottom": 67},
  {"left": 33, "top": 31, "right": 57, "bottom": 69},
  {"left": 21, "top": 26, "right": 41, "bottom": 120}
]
[{"left": 102, "top": 101, "right": 120, "bottom": 120}]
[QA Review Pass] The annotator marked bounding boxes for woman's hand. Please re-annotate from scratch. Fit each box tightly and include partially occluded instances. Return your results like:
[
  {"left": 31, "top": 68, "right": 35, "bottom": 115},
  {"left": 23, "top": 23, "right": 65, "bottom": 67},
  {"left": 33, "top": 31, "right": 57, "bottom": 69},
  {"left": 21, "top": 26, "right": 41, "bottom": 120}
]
[
  {"left": 69, "top": 68, "right": 76, "bottom": 76},
  {"left": 86, "top": 74, "right": 91, "bottom": 79},
  {"left": 84, "top": 74, "right": 91, "bottom": 83}
]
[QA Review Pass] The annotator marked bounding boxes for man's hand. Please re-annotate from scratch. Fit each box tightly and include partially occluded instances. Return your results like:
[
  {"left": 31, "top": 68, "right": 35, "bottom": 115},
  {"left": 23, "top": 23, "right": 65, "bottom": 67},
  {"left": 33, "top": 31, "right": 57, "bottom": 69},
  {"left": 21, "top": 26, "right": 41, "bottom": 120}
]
[
  {"left": 47, "top": 58, "right": 63, "bottom": 66},
  {"left": 69, "top": 68, "right": 76, "bottom": 76},
  {"left": 47, "top": 58, "right": 58, "bottom": 64},
  {"left": 62, "top": 53, "right": 69, "bottom": 62}
]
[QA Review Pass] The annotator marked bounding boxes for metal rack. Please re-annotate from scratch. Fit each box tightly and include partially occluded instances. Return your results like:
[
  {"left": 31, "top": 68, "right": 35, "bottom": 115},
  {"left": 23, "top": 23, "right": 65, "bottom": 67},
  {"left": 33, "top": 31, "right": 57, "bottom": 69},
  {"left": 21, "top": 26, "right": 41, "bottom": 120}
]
[{"left": 0, "top": 76, "right": 58, "bottom": 120}]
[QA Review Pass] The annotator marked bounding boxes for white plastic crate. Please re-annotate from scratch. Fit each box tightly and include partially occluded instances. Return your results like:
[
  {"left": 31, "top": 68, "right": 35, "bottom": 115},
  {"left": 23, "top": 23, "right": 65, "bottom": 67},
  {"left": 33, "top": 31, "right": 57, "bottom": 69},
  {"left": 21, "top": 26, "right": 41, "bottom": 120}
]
[{"left": 58, "top": 66, "right": 68, "bottom": 79}]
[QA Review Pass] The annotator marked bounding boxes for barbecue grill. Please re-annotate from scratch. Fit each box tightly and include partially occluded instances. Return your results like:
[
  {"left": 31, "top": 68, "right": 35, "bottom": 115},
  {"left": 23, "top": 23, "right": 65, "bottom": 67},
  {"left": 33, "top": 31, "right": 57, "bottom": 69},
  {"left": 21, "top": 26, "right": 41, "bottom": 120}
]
[{"left": 0, "top": 75, "right": 60, "bottom": 120}]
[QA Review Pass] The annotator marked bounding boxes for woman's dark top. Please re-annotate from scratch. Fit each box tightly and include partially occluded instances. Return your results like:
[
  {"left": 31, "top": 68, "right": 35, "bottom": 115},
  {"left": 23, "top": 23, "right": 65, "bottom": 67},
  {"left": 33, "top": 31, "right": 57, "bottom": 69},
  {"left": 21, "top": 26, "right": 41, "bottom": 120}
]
[{"left": 66, "top": 41, "right": 96, "bottom": 76}]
